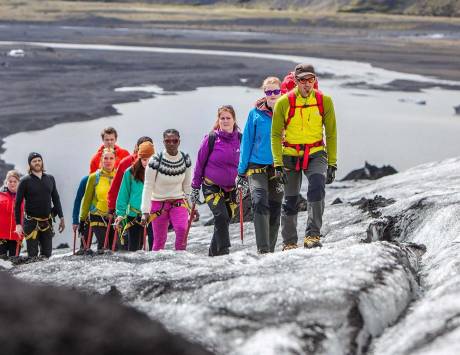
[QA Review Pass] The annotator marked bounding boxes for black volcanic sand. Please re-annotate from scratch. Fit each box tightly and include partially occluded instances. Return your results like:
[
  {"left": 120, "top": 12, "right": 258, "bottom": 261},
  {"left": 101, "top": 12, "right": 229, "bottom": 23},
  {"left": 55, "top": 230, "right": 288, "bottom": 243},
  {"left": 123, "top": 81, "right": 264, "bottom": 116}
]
[{"left": 1, "top": 21, "right": 459, "bottom": 175}]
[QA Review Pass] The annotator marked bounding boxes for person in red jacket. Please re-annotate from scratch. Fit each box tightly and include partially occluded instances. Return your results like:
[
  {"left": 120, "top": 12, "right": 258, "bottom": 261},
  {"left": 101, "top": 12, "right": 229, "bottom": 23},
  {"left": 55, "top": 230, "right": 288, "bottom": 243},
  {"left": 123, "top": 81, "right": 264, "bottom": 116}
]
[
  {"left": 0, "top": 170, "right": 23, "bottom": 257},
  {"left": 89, "top": 127, "right": 130, "bottom": 173}
]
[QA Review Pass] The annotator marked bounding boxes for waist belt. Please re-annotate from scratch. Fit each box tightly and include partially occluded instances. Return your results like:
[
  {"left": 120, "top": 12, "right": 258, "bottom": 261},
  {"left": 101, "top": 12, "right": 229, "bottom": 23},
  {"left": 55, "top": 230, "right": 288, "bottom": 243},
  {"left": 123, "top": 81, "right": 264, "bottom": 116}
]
[
  {"left": 89, "top": 212, "right": 110, "bottom": 228},
  {"left": 283, "top": 139, "right": 324, "bottom": 171},
  {"left": 24, "top": 214, "right": 52, "bottom": 240},
  {"left": 203, "top": 183, "right": 238, "bottom": 218}
]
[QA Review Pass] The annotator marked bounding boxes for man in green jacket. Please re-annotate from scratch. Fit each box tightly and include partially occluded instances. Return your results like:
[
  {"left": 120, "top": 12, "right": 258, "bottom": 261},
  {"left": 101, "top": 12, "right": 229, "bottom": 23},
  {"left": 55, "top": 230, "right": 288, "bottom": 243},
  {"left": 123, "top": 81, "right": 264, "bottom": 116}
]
[{"left": 271, "top": 64, "right": 337, "bottom": 250}]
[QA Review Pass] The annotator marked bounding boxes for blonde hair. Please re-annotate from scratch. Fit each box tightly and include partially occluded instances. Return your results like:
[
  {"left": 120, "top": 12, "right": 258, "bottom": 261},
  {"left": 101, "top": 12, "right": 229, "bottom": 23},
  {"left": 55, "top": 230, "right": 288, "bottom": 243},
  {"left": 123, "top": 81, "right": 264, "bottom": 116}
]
[
  {"left": 99, "top": 148, "right": 116, "bottom": 168},
  {"left": 262, "top": 76, "right": 281, "bottom": 89},
  {"left": 4, "top": 169, "right": 21, "bottom": 186},
  {"left": 212, "top": 105, "right": 239, "bottom": 131}
]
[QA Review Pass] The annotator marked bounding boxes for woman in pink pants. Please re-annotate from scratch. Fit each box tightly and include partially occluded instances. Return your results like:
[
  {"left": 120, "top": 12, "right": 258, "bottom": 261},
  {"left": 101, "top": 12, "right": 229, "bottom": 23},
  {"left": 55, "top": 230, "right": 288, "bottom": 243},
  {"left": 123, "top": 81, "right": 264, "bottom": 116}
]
[{"left": 141, "top": 129, "right": 192, "bottom": 251}]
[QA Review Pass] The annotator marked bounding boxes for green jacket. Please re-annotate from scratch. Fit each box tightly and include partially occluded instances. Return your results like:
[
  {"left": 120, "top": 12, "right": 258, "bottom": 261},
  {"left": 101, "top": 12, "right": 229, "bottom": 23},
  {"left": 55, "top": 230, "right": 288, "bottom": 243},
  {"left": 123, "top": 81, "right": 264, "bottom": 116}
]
[
  {"left": 271, "top": 88, "right": 337, "bottom": 167},
  {"left": 116, "top": 167, "right": 144, "bottom": 218}
]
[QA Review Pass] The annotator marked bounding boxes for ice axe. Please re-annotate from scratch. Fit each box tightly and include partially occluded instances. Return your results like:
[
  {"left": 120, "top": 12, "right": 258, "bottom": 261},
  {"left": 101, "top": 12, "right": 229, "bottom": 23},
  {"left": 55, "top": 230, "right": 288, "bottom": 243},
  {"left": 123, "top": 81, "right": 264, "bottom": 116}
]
[
  {"left": 15, "top": 238, "right": 22, "bottom": 257},
  {"left": 143, "top": 225, "right": 148, "bottom": 251},
  {"left": 239, "top": 188, "right": 244, "bottom": 244},
  {"left": 85, "top": 224, "right": 93, "bottom": 251},
  {"left": 72, "top": 229, "right": 77, "bottom": 255},
  {"left": 111, "top": 226, "right": 119, "bottom": 252},
  {"left": 103, "top": 216, "right": 113, "bottom": 250}
]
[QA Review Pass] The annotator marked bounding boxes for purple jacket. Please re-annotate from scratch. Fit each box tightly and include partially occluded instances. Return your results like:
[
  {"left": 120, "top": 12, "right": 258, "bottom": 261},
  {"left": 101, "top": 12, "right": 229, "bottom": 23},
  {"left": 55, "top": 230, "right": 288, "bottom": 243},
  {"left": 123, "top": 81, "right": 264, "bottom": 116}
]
[{"left": 192, "top": 129, "right": 240, "bottom": 191}]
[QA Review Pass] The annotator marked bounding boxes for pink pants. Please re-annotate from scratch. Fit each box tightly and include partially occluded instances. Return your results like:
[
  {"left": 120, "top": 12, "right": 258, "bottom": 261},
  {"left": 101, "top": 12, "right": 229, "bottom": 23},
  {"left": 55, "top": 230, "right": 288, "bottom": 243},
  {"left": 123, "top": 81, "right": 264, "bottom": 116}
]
[{"left": 150, "top": 200, "right": 189, "bottom": 251}]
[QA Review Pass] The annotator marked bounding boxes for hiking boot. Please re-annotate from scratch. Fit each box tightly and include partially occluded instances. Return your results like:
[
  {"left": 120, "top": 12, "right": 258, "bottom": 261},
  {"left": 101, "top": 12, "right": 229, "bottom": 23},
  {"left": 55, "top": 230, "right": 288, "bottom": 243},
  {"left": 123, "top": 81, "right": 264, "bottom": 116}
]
[
  {"left": 96, "top": 249, "right": 105, "bottom": 255},
  {"left": 257, "top": 249, "right": 269, "bottom": 255},
  {"left": 282, "top": 243, "right": 298, "bottom": 251},
  {"left": 304, "top": 235, "right": 322, "bottom": 249},
  {"left": 75, "top": 249, "right": 85, "bottom": 256}
]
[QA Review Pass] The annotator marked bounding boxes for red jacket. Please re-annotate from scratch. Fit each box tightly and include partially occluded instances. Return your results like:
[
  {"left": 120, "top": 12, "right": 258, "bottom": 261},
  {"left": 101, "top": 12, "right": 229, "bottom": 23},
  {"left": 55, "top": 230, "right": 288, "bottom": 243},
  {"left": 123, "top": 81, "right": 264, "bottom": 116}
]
[
  {"left": 0, "top": 188, "right": 23, "bottom": 241},
  {"left": 89, "top": 144, "right": 130, "bottom": 174},
  {"left": 107, "top": 153, "right": 137, "bottom": 211}
]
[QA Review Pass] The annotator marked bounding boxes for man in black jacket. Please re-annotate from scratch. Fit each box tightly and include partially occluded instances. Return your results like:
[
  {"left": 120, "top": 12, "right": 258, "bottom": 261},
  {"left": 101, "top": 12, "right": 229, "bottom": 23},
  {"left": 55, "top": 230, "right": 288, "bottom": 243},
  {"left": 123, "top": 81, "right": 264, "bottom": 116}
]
[{"left": 15, "top": 152, "right": 65, "bottom": 258}]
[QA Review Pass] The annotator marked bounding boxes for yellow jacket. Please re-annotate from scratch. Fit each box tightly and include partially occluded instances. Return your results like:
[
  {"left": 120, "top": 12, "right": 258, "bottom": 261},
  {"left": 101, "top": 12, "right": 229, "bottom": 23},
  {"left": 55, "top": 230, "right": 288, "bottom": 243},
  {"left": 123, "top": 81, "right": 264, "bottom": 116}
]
[
  {"left": 80, "top": 168, "right": 116, "bottom": 221},
  {"left": 271, "top": 88, "right": 337, "bottom": 167}
]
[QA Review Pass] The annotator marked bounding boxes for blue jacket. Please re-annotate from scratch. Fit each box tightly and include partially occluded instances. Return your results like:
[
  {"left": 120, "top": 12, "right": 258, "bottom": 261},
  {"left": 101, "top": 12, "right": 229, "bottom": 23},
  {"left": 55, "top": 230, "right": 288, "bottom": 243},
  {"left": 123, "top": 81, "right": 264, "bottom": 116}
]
[
  {"left": 238, "top": 98, "right": 274, "bottom": 175},
  {"left": 72, "top": 175, "right": 89, "bottom": 225}
]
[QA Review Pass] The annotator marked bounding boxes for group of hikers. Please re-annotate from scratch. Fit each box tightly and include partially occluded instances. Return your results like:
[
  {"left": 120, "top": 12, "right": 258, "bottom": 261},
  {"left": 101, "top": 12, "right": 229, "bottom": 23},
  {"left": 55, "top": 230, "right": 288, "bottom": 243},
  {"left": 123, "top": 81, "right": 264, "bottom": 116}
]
[{"left": 0, "top": 63, "right": 337, "bottom": 259}]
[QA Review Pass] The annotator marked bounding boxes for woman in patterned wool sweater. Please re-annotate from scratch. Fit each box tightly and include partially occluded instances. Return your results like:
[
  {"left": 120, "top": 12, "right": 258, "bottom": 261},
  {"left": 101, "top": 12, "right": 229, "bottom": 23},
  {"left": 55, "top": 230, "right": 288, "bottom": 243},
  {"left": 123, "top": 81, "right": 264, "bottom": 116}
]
[{"left": 141, "top": 129, "right": 192, "bottom": 251}]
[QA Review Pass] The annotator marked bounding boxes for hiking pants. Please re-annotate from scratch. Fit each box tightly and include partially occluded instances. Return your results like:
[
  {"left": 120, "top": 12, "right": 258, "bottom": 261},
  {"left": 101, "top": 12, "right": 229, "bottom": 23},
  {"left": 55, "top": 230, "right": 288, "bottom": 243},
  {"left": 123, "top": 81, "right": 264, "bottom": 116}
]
[
  {"left": 23, "top": 218, "right": 53, "bottom": 258},
  {"left": 91, "top": 215, "right": 116, "bottom": 251},
  {"left": 151, "top": 200, "right": 188, "bottom": 251},
  {"left": 281, "top": 151, "right": 327, "bottom": 245},
  {"left": 126, "top": 216, "right": 143, "bottom": 251},
  {"left": 248, "top": 165, "right": 283, "bottom": 253},
  {"left": 0, "top": 239, "right": 17, "bottom": 257},
  {"left": 202, "top": 183, "right": 234, "bottom": 256}
]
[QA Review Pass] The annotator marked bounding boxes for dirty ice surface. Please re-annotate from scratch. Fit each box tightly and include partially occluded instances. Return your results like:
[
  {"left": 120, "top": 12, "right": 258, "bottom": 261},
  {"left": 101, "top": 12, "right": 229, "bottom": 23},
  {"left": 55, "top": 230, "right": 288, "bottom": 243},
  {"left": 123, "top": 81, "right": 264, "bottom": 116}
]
[{"left": 9, "top": 157, "right": 460, "bottom": 354}]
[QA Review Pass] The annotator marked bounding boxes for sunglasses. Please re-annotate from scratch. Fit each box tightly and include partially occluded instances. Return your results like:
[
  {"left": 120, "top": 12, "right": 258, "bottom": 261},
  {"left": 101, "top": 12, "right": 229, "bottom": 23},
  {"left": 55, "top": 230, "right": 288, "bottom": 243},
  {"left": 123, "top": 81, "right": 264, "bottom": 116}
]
[
  {"left": 264, "top": 89, "right": 281, "bottom": 96},
  {"left": 164, "top": 139, "right": 179, "bottom": 144},
  {"left": 297, "top": 76, "right": 316, "bottom": 84}
]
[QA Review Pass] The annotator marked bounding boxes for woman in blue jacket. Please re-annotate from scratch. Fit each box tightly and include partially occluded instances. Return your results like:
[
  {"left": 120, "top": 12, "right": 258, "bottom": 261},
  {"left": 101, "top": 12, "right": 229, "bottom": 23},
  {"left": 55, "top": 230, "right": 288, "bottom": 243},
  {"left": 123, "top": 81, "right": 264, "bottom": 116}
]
[{"left": 237, "top": 77, "right": 284, "bottom": 253}]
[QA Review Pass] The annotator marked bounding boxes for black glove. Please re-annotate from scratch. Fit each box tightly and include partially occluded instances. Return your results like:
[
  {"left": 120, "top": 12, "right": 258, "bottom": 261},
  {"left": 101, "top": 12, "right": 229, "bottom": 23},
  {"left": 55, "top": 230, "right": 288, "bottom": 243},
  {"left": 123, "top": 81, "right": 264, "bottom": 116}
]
[
  {"left": 235, "top": 175, "right": 249, "bottom": 200},
  {"left": 78, "top": 220, "right": 87, "bottom": 236},
  {"left": 190, "top": 187, "right": 200, "bottom": 204},
  {"left": 326, "top": 165, "right": 337, "bottom": 184},
  {"left": 274, "top": 166, "right": 288, "bottom": 185}
]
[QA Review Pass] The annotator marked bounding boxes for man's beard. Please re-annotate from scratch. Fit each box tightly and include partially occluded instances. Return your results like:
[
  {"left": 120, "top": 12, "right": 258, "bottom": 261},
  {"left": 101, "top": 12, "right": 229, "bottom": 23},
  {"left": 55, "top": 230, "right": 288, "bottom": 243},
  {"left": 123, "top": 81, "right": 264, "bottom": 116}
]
[{"left": 31, "top": 164, "right": 43, "bottom": 173}]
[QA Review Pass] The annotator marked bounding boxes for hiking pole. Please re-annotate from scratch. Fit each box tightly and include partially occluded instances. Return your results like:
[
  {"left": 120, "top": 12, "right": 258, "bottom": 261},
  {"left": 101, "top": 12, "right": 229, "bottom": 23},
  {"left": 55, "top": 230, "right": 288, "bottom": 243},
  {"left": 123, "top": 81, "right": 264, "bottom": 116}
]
[
  {"left": 111, "top": 226, "right": 118, "bottom": 252},
  {"left": 143, "top": 225, "right": 148, "bottom": 251},
  {"left": 239, "top": 188, "right": 244, "bottom": 244},
  {"left": 85, "top": 224, "right": 93, "bottom": 251},
  {"left": 15, "top": 238, "right": 22, "bottom": 257},
  {"left": 73, "top": 229, "right": 77, "bottom": 255},
  {"left": 103, "top": 216, "right": 113, "bottom": 250},
  {"left": 183, "top": 203, "right": 196, "bottom": 249}
]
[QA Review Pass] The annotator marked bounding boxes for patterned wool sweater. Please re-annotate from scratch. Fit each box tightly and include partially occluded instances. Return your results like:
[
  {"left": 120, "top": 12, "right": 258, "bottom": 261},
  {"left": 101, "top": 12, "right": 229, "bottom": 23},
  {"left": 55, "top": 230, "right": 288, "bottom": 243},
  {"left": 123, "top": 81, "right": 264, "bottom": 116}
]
[{"left": 141, "top": 150, "right": 192, "bottom": 212}]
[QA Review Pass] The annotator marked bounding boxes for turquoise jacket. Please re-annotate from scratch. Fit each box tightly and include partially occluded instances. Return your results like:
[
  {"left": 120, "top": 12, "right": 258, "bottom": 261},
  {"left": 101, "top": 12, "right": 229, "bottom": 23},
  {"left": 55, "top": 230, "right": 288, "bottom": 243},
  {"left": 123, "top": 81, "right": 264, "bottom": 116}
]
[{"left": 116, "top": 167, "right": 144, "bottom": 217}]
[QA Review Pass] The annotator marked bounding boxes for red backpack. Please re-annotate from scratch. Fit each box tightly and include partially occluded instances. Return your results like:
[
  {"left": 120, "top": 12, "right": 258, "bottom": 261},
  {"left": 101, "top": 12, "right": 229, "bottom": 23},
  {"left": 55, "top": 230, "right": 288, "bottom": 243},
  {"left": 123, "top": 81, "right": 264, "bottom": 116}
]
[{"left": 280, "top": 71, "right": 319, "bottom": 94}]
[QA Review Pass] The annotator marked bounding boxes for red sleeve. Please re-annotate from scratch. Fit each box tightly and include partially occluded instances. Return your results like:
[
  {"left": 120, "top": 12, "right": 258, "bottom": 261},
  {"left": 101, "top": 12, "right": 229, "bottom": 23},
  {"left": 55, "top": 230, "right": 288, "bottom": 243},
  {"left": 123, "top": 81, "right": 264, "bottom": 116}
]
[
  {"left": 89, "top": 151, "right": 101, "bottom": 173},
  {"left": 107, "top": 155, "right": 134, "bottom": 211}
]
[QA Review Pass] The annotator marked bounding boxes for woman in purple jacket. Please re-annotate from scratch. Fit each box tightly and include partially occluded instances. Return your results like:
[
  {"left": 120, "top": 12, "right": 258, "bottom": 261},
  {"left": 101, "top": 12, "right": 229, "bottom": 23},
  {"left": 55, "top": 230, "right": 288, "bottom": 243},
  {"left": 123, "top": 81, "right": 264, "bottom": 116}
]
[{"left": 190, "top": 105, "right": 241, "bottom": 256}]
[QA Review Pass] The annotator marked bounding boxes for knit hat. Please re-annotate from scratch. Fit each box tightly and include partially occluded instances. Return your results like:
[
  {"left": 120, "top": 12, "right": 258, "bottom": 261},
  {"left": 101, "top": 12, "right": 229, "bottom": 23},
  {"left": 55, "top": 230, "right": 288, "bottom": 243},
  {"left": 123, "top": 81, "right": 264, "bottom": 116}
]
[
  {"left": 138, "top": 141, "right": 155, "bottom": 159},
  {"left": 28, "top": 152, "right": 43, "bottom": 165}
]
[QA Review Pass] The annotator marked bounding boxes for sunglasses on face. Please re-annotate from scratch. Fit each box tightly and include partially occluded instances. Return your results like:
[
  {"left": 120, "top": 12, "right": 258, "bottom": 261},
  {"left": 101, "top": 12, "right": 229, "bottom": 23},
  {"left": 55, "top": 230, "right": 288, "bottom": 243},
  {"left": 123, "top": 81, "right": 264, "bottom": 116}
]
[
  {"left": 297, "top": 76, "right": 316, "bottom": 84},
  {"left": 264, "top": 89, "right": 281, "bottom": 96},
  {"left": 164, "top": 139, "right": 179, "bottom": 144}
]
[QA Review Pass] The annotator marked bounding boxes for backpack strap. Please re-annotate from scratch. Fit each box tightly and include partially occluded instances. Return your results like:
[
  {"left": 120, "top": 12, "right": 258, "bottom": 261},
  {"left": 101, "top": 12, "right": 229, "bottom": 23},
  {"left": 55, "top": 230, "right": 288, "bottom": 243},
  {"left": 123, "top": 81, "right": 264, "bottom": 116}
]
[
  {"left": 286, "top": 90, "right": 297, "bottom": 128},
  {"left": 201, "top": 131, "right": 216, "bottom": 177},
  {"left": 314, "top": 89, "right": 324, "bottom": 118}
]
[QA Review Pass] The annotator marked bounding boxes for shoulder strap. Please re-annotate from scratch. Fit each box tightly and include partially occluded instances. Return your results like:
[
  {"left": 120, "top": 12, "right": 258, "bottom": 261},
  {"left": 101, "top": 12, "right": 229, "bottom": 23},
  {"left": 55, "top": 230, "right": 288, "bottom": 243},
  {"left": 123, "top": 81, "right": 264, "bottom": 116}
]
[
  {"left": 314, "top": 89, "right": 324, "bottom": 118},
  {"left": 286, "top": 90, "right": 297, "bottom": 128},
  {"left": 201, "top": 131, "right": 216, "bottom": 176},
  {"left": 238, "top": 132, "right": 242, "bottom": 142},
  {"left": 93, "top": 171, "right": 101, "bottom": 188}
]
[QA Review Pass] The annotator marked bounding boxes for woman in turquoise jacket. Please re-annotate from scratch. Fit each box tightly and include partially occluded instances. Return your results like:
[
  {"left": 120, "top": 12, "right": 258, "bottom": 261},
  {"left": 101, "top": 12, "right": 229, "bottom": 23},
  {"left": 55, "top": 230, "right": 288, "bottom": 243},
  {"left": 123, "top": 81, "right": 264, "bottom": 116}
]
[
  {"left": 236, "top": 76, "right": 284, "bottom": 253},
  {"left": 115, "top": 141, "right": 155, "bottom": 251}
]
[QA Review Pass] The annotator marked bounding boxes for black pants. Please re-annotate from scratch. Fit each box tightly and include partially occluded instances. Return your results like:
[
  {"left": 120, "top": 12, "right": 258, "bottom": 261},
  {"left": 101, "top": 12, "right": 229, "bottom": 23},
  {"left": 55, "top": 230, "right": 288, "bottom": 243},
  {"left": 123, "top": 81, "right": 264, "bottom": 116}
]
[
  {"left": 203, "top": 183, "right": 234, "bottom": 257},
  {"left": 90, "top": 215, "right": 116, "bottom": 251},
  {"left": 0, "top": 239, "right": 17, "bottom": 257},
  {"left": 24, "top": 218, "right": 53, "bottom": 258},
  {"left": 126, "top": 216, "right": 143, "bottom": 251},
  {"left": 147, "top": 223, "right": 154, "bottom": 251}
]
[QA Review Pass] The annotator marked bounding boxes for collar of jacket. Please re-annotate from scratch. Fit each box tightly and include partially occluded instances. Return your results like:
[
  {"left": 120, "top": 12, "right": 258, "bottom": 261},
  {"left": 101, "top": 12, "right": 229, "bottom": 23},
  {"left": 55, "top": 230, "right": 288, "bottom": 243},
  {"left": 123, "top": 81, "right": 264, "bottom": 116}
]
[{"left": 255, "top": 97, "right": 273, "bottom": 117}]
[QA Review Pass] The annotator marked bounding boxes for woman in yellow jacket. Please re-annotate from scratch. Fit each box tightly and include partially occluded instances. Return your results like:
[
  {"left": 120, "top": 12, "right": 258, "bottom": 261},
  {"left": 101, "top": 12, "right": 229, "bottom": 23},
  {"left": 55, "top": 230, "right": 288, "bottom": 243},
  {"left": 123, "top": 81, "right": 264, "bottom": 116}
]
[{"left": 80, "top": 148, "right": 117, "bottom": 254}]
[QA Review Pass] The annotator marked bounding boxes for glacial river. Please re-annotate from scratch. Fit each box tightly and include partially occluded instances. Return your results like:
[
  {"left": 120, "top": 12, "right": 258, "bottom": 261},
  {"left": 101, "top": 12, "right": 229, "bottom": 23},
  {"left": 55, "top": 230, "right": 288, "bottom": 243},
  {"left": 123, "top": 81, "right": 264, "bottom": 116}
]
[{"left": 1, "top": 41, "right": 459, "bottom": 243}]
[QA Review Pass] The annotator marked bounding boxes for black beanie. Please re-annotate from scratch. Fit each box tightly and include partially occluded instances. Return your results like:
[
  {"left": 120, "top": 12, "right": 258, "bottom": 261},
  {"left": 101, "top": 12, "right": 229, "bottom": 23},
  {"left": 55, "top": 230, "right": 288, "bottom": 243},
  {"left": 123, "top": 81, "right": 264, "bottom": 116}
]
[{"left": 28, "top": 152, "right": 43, "bottom": 165}]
